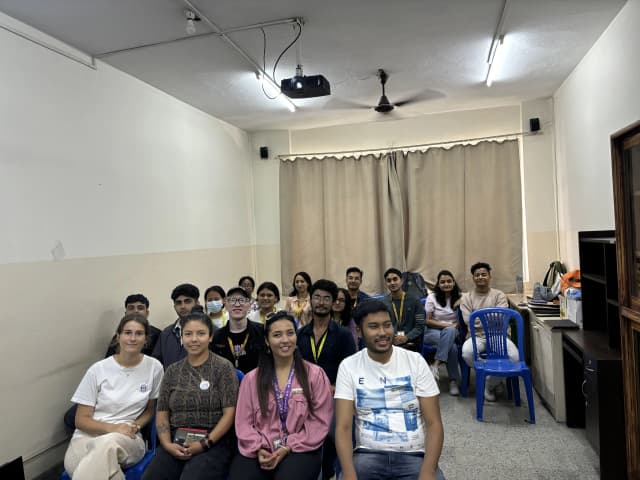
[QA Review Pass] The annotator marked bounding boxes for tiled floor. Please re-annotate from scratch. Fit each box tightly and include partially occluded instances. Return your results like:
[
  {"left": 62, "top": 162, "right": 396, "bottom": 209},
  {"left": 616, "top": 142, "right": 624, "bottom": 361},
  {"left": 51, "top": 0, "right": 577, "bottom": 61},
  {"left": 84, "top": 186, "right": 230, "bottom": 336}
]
[
  {"left": 436, "top": 376, "right": 600, "bottom": 480},
  {"left": 35, "top": 378, "right": 600, "bottom": 480}
]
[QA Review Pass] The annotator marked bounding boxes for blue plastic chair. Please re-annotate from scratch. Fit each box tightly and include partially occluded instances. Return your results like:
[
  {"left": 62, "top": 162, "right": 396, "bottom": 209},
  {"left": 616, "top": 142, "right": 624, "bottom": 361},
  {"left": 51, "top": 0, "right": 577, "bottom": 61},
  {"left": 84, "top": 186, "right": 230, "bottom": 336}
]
[
  {"left": 61, "top": 413, "right": 157, "bottom": 480},
  {"left": 236, "top": 368, "right": 244, "bottom": 382},
  {"left": 468, "top": 307, "right": 535, "bottom": 423}
]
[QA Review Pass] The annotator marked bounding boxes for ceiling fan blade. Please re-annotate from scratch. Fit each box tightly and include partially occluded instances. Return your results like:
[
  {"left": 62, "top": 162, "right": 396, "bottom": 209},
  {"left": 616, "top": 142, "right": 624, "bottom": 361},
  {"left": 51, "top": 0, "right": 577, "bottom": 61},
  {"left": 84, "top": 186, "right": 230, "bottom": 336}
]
[{"left": 393, "top": 89, "right": 444, "bottom": 107}]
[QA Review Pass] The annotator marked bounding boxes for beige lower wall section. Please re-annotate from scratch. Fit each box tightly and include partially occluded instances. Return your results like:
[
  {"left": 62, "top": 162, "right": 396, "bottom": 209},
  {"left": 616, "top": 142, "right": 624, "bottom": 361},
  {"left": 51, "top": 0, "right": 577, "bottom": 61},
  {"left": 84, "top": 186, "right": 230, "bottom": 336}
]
[
  {"left": 255, "top": 244, "right": 282, "bottom": 292},
  {"left": 0, "top": 245, "right": 255, "bottom": 478}
]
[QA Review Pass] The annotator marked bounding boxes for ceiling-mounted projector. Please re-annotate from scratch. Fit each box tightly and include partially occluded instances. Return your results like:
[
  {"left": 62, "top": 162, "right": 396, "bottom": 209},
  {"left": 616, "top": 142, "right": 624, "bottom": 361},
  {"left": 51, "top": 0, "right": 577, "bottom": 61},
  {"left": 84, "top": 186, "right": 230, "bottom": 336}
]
[{"left": 280, "top": 74, "right": 331, "bottom": 99}]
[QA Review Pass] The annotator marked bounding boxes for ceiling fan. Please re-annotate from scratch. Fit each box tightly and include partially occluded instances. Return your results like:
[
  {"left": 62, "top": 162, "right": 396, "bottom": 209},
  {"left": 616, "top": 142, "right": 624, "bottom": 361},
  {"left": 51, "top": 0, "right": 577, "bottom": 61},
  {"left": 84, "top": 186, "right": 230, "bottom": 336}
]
[{"left": 373, "top": 68, "right": 426, "bottom": 113}]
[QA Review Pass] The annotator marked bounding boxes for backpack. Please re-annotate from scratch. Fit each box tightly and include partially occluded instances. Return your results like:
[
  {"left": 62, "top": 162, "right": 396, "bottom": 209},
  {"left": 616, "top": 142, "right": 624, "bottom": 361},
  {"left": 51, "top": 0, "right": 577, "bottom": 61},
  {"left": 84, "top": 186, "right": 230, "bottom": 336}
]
[
  {"left": 401, "top": 271, "right": 428, "bottom": 298},
  {"left": 542, "top": 261, "right": 567, "bottom": 300}
]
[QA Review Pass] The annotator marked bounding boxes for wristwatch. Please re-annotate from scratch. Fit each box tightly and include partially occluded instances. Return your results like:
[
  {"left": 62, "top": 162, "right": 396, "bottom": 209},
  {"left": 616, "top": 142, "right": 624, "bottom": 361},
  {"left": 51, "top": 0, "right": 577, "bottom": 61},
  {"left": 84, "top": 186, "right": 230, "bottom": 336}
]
[{"left": 199, "top": 437, "right": 211, "bottom": 451}]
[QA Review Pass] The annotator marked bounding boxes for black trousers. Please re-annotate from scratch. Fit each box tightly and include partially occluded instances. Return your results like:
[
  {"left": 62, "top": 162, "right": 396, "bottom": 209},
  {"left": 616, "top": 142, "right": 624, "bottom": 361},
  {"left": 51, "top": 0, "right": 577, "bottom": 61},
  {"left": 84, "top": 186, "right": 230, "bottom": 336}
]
[
  {"left": 142, "top": 438, "right": 234, "bottom": 480},
  {"left": 229, "top": 449, "right": 322, "bottom": 480}
]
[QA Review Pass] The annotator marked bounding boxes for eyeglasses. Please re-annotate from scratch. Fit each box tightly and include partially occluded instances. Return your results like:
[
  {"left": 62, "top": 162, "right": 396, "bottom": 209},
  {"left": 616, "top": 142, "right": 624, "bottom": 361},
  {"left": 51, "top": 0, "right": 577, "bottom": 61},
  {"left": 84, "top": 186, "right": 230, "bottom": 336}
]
[
  {"left": 227, "top": 297, "right": 248, "bottom": 305},
  {"left": 312, "top": 295, "right": 333, "bottom": 304}
]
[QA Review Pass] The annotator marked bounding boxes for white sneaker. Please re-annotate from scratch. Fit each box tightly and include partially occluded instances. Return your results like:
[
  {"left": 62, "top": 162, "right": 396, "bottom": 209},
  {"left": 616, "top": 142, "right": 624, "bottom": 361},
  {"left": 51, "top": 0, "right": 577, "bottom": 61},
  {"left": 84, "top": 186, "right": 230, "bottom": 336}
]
[
  {"left": 449, "top": 381, "right": 460, "bottom": 396},
  {"left": 484, "top": 385, "right": 496, "bottom": 402},
  {"left": 430, "top": 364, "right": 440, "bottom": 381}
]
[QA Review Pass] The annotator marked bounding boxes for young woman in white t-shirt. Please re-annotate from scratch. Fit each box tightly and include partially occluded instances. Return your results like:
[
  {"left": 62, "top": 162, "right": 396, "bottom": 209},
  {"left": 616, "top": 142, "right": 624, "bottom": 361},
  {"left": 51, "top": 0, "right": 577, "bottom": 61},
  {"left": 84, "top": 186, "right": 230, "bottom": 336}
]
[
  {"left": 63, "top": 314, "right": 164, "bottom": 479},
  {"left": 423, "top": 270, "right": 462, "bottom": 395}
]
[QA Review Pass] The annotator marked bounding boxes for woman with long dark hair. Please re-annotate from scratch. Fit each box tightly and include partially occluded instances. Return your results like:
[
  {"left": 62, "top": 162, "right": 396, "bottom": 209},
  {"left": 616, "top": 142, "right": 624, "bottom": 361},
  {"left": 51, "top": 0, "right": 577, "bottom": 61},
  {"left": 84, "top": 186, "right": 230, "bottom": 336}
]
[
  {"left": 333, "top": 287, "right": 357, "bottom": 346},
  {"left": 230, "top": 311, "right": 333, "bottom": 480},
  {"left": 284, "top": 272, "right": 312, "bottom": 327},
  {"left": 424, "top": 270, "right": 462, "bottom": 396},
  {"left": 142, "top": 310, "right": 238, "bottom": 480}
]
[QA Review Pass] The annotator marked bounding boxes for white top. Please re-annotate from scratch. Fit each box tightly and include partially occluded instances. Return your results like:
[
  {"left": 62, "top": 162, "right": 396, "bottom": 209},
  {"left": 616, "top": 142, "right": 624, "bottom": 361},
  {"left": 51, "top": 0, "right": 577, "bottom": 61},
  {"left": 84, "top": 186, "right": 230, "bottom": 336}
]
[
  {"left": 71, "top": 355, "right": 164, "bottom": 439},
  {"left": 247, "top": 307, "right": 278, "bottom": 325},
  {"left": 425, "top": 293, "right": 457, "bottom": 325},
  {"left": 334, "top": 347, "right": 439, "bottom": 453}
]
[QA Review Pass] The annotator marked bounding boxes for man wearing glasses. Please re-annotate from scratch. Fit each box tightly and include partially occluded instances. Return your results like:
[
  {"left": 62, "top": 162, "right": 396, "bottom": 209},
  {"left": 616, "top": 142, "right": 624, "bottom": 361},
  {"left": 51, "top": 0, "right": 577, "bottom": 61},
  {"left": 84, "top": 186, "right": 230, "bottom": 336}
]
[
  {"left": 297, "top": 279, "right": 357, "bottom": 480},
  {"left": 211, "top": 286, "right": 264, "bottom": 373}
]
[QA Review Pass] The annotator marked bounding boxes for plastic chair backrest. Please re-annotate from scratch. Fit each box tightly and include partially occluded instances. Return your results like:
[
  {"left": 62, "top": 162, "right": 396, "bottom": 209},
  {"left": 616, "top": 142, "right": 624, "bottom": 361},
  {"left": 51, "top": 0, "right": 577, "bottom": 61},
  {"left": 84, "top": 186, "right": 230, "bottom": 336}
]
[
  {"left": 456, "top": 308, "right": 467, "bottom": 341},
  {"left": 469, "top": 307, "right": 524, "bottom": 362},
  {"left": 236, "top": 369, "right": 244, "bottom": 383}
]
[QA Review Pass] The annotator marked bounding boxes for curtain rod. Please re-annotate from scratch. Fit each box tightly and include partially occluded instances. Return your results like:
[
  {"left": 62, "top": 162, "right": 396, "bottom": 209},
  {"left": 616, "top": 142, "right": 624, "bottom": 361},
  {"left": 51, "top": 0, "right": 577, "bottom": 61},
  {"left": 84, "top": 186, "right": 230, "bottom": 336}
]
[{"left": 277, "top": 130, "right": 536, "bottom": 159}]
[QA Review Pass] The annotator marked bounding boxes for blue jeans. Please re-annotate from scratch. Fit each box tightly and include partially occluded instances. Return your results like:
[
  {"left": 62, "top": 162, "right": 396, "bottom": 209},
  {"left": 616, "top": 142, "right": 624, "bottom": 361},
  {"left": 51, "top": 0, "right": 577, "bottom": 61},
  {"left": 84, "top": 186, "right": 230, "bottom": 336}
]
[
  {"left": 423, "top": 327, "right": 459, "bottom": 381},
  {"left": 353, "top": 450, "right": 446, "bottom": 480}
]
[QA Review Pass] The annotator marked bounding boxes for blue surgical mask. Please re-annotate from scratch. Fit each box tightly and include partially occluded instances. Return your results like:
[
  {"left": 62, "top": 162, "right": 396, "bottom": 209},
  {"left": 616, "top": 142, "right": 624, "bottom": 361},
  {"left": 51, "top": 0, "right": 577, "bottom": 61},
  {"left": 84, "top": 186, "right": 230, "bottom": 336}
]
[{"left": 206, "top": 300, "right": 224, "bottom": 314}]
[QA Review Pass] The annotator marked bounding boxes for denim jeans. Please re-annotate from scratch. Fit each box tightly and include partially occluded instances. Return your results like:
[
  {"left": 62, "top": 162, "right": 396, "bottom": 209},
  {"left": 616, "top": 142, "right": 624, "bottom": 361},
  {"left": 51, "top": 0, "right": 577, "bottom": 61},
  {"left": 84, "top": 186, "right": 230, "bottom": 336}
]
[
  {"left": 423, "top": 326, "right": 459, "bottom": 381},
  {"left": 353, "top": 450, "right": 446, "bottom": 480}
]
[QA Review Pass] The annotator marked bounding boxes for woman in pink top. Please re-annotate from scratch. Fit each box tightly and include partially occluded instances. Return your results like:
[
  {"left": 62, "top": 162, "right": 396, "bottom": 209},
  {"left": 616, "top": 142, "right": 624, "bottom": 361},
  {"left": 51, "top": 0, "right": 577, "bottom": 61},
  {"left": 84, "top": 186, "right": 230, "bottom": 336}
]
[{"left": 230, "top": 311, "right": 333, "bottom": 480}]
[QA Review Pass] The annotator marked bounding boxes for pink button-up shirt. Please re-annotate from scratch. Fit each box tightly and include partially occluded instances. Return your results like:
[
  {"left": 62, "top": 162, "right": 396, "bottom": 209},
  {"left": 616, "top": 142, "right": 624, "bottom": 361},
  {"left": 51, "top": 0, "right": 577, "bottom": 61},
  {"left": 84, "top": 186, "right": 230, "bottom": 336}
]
[{"left": 235, "top": 360, "right": 333, "bottom": 456}]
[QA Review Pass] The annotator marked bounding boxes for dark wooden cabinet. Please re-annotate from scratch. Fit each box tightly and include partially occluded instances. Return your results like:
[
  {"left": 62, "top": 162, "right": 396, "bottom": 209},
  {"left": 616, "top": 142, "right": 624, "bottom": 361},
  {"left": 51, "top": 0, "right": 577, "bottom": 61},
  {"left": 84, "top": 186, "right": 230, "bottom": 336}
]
[
  {"left": 611, "top": 120, "right": 640, "bottom": 479},
  {"left": 563, "top": 330, "right": 626, "bottom": 479}
]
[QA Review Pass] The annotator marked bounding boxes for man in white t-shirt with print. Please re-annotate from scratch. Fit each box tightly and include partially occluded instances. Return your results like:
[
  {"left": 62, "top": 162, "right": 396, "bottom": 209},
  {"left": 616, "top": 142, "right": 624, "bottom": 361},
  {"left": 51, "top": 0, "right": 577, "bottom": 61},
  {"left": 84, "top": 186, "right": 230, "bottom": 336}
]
[{"left": 334, "top": 299, "right": 446, "bottom": 480}]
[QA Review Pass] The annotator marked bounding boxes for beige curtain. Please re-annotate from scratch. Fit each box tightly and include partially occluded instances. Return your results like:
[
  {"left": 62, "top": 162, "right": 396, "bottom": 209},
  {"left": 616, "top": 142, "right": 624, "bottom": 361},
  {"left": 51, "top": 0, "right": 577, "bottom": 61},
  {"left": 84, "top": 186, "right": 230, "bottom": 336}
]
[
  {"left": 279, "top": 154, "right": 403, "bottom": 294},
  {"left": 279, "top": 140, "right": 522, "bottom": 295},
  {"left": 399, "top": 140, "right": 522, "bottom": 292}
]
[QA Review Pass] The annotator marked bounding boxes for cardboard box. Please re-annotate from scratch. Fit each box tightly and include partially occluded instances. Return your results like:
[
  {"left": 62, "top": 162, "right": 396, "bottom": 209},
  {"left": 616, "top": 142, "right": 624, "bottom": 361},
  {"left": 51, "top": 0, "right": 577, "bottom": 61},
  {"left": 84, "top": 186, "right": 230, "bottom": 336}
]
[{"left": 560, "top": 293, "right": 582, "bottom": 327}]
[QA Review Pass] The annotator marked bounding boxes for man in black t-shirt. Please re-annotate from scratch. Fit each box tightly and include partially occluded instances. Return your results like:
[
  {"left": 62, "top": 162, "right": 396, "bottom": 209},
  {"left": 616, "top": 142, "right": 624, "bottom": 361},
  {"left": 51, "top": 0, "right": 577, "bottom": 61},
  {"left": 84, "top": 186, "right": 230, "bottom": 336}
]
[{"left": 211, "top": 287, "right": 264, "bottom": 373}]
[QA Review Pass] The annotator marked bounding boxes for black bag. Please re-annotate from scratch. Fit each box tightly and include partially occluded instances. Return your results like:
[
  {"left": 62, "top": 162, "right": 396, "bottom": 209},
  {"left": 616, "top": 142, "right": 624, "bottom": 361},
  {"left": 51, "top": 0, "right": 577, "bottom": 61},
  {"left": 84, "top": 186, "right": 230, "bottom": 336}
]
[
  {"left": 543, "top": 260, "right": 567, "bottom": 287},
  {"left": 402, "top": 271, "right": 428, "bottom": 298}
]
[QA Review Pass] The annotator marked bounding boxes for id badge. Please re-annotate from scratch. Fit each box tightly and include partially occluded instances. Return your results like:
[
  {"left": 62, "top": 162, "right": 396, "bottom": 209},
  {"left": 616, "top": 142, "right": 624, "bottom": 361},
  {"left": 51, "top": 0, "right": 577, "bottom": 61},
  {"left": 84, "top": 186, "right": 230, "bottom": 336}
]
[
  {"left": 397, "top": 331, "right": 405, "bottom": 337},
  {"left": 272, "top": 437, "right": 282, "bottom": 451}
]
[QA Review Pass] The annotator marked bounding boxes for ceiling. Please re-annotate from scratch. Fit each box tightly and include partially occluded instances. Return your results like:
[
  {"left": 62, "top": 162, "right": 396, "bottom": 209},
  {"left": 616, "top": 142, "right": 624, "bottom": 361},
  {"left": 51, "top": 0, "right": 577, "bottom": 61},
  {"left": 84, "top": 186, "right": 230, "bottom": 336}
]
[{"left": 0, "top": 0, "right": 626, "bottom": 132}]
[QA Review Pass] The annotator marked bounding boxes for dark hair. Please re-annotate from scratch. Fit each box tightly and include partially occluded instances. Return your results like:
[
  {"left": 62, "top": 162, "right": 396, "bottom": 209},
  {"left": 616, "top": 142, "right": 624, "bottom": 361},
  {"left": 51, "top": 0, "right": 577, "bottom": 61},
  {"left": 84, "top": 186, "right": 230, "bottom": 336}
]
[
  {"left": 433, "top": 270, "right": 462, "bottom": 308},
  {"left": 111, "top": 314, "right": 149, "bottom": 353},
  {"left": 352, "top": 299, "right": 391, "bottom": 327},
  {"left": 470, "top": 262, "right": 492, "bottom": 275},
  {"left": 310, "top": 279, "right": 338, "bottom": 302},
  {"left": 204, "top": 285, "right": 226, "bottom": 300},
  {"left": 257, "top": 311, "right": 314, "bottom": 416},
  {"left": 171, "top": 283, "right": 200, "bottom": 301},
  {"left": 289, "top": 271, "right": 312, "bottom": 296},
  {"left": 346, "top": 267, "right": 363, "bottom": 278},
  {"left": 238, "top": 276, "right": 256, "bottom": 289},
  {"left": 226, "top": 286, "right": 250, "bottom": 299},
  {"left": 383, "top": 267, "right": 402, "bottom": 279},
  {"left": 334, "top": 288, "right": 353, "bottom": 327},
  {"left": 257, "top": 281, "right": 280, "bottom": 302},
  {"left": 124, "top": 294, "right": 149, "bottom": 308},
  {"left": 180, "top": 309, "right": 214, "bottom": 335}
]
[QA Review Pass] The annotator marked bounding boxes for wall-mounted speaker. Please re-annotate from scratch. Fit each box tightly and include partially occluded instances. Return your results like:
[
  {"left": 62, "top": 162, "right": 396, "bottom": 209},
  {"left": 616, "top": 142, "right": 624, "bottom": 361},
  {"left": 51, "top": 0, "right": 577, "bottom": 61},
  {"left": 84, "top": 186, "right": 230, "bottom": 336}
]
[
  {"left": 529, "top": 117, "right": 541, "bottom": 132},
  {"left": 259, "top": 146, "right": 269, "bottom": 159}
]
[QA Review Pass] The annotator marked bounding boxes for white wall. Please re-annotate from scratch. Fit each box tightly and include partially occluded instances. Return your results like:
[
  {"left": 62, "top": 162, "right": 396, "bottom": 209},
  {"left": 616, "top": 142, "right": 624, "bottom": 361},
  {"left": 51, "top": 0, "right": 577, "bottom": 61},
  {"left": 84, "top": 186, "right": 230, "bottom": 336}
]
[
  {"left": 0, "top": 13, "right": 255, "bottom": 478},
  {"left": 554, "top": 0, "right": 640, "bottom": 268}
]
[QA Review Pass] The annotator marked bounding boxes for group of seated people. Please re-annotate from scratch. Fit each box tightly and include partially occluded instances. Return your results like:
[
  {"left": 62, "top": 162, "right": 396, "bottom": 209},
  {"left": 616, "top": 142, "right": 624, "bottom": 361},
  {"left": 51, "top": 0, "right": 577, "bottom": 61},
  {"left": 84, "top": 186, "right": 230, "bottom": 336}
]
[{"left": 63, "top": 261, "right": 513, "bottom": 480}]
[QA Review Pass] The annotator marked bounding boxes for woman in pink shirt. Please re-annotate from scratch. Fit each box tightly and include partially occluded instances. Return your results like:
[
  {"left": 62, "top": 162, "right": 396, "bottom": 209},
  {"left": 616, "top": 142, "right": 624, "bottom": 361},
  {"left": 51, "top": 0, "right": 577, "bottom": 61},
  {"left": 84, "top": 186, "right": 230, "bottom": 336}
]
[{"left": 230, "top": 311, "right": 333, "bottom": 480}]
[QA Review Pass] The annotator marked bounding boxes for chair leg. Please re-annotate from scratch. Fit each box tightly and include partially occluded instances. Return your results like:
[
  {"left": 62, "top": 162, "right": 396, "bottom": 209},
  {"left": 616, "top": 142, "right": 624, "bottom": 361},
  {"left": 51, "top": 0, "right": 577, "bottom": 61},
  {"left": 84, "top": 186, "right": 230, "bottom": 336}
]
[
  {"left": 522, "top": 370, "right": 535, "bottom": 424},
  {"left": 459, "top": 352, "right": 469, "bottom": 398},
  {"left": 511, "top": 377, "right": 521, "bottom": 407},
  {"left": 475, "top": 371, "right": 486, "bottom": 422}
]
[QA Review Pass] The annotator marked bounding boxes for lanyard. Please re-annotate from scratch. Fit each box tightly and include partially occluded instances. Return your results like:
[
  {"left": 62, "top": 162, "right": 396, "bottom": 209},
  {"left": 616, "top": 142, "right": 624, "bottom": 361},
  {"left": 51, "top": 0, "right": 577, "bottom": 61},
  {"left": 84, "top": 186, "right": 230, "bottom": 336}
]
[
  {"left": 227, "top": 333, "right": 249, "bottom": 368},
  {"left": 310, "top": 329, "right": 328, "bottom": 363},
  {"left": 294, "top": 298, "right": 308, "bottom": 320},
  {"left": 273, "top": 360, "right": 296, "bottom": 439},
  {"left": 391, "top": 293, "right": 406, "bottom": 327},
  {"left": 260, "top": 308, "right": 276, "bottom": 324}
]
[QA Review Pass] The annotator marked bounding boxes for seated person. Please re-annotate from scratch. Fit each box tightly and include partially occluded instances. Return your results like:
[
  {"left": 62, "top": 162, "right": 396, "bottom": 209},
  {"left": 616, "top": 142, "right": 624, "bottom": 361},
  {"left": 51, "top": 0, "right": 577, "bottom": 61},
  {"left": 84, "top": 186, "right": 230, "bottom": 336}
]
[
  {"left": 230, "top": 311, "right": 333, "bottom": 480},
  {"left": 381, "top": 268, "right": 425, "bottom": 351},
  {"left": 142, "top": 311, "right": 238, "bottom": 480},
  {"left": 284, "top": 271, "right": 313, "bottom": 327},
  {"left": 335, "top": 299, "right": 445, "bottom": 480},
  {"left": 333, "top": 287, "right": 358, "bottom": 347},
  {"left": 204, "top": 285, "right": 228, "bottom": 330},
  {"left": 423, "top": 270, "right": 462, "bottom": 396},
  {"left": 345, "top": 266, "right": 370, "bottom": 309},
  {"left": 248, "top": 282, "right": 280, "bottom": 324},
  {"left": 63, "top": 314, "right": 163, "bottom": 479},
  {"left": 460, "top": 262, "right": 517, "bottom": 402},
  {"left": 211, "top": 287, "right": 264, "bottom": 373},
  {"left": 105, "top": 294, "right": 161, "bottom": 356},
  {"left": 239, "top": 275, "right": 260, "bottom": 311},
  {"left": 153, "top": 283, "right": 200, "bottom": 369},
  {"left": 65, "top": 294, "right": 161, "bottom": 430}
]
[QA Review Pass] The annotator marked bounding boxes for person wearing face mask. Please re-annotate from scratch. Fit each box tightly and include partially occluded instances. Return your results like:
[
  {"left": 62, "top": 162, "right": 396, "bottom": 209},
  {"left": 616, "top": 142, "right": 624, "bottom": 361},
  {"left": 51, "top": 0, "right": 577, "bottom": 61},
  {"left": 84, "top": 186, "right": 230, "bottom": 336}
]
[
  {"left": 204, "top": 285, "right": 228, "bottom": 331},
  {"left": 248, "top": 282, "right": 280, "bottom": 324}
]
